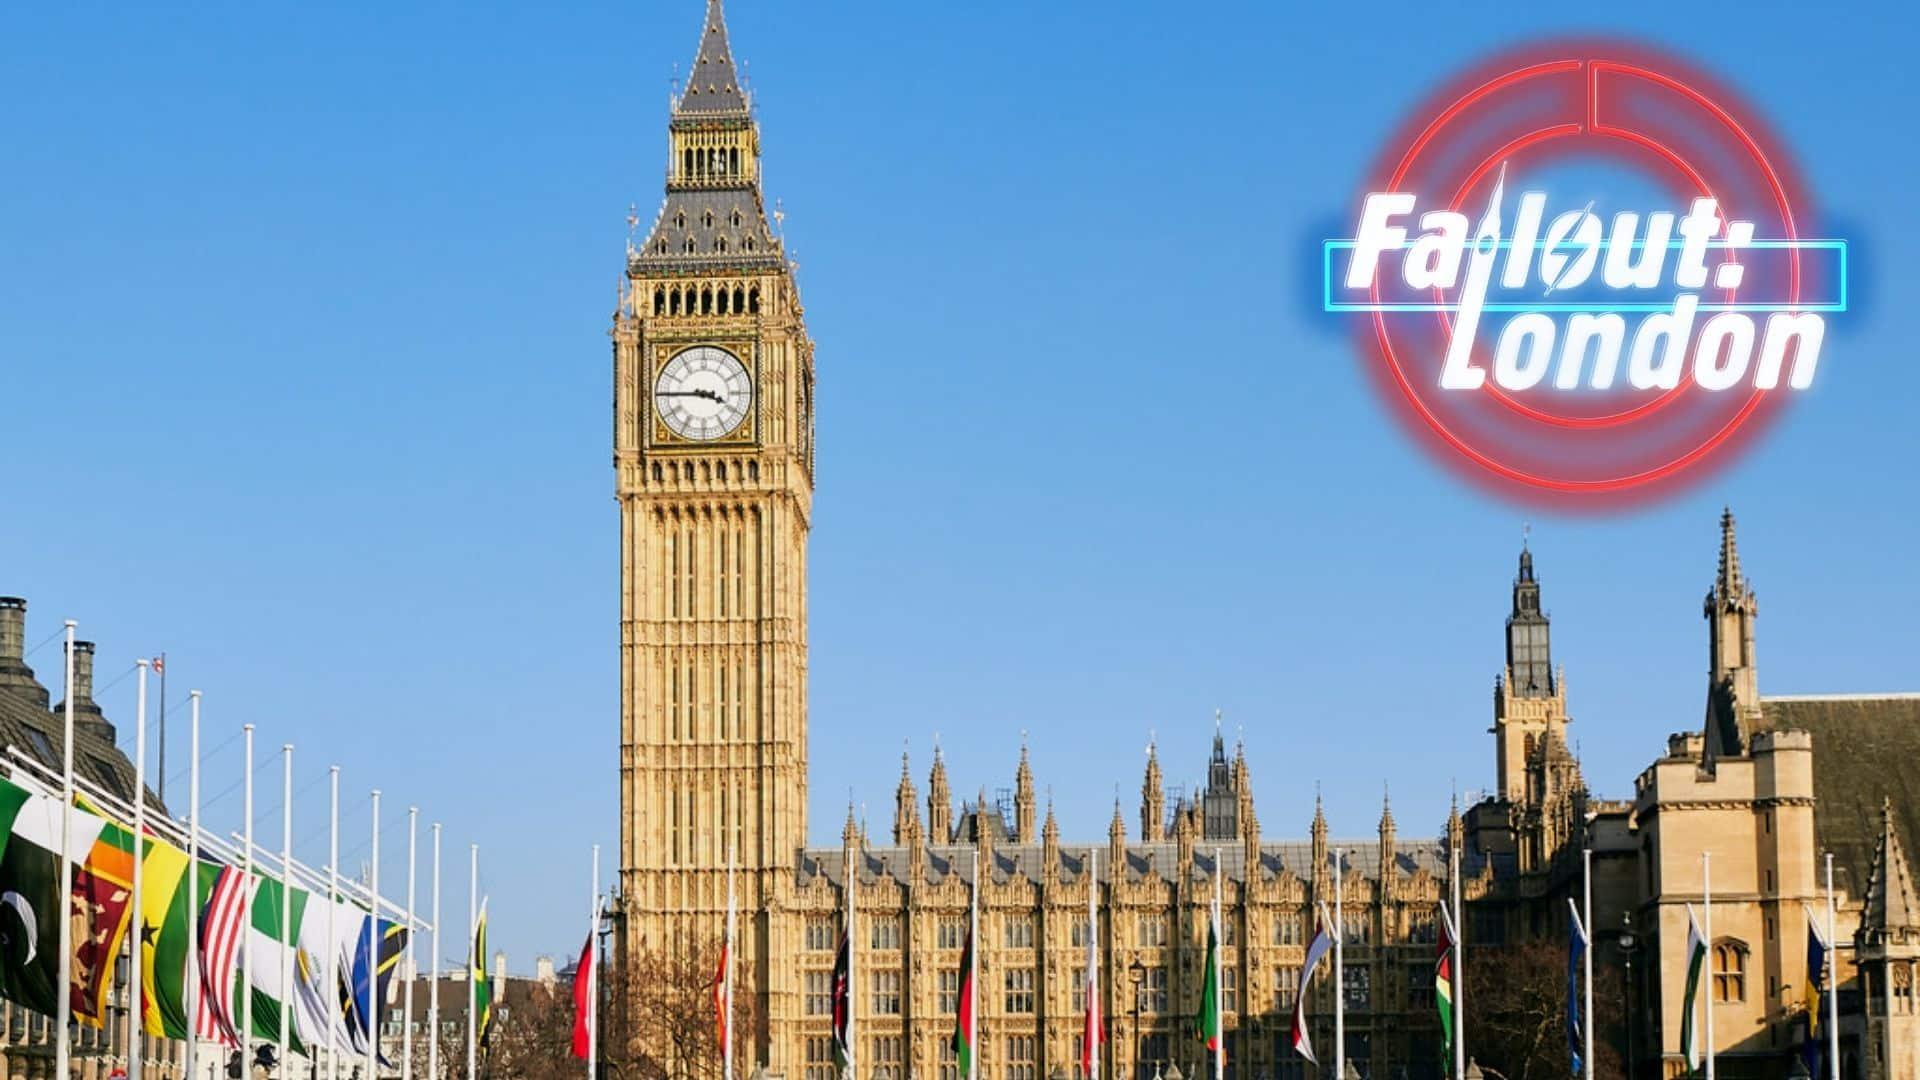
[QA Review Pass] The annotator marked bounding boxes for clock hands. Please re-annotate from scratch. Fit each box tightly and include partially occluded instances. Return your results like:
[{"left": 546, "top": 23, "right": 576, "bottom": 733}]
[{"left": 658, "top": 388, "right": 728, "bottom": 406}]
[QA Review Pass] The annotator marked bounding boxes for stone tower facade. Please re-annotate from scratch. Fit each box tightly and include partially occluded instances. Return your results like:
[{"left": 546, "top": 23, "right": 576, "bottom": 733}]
[{"left": 613, "top": 0, "right": 816, "bottom": 1062}]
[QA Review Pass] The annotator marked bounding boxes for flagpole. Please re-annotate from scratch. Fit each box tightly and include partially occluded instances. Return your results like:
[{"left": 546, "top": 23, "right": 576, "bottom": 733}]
[
  {"left": 725, "top": 841, "right": 737, "bottom": 1080},
  {"left": 1333, "top": 847, "right": 1344, "bottom": 1080},
  {"left": 588, "top": 843, "right": 599, "bottom": 1080},
  {"left": 969, "top": 849, "right": 980, "bottom": 1080},
  {"left": 1088, "top": 848, "right": 1099, "bottom": 1080},
  {"left": 57, "top": 621, "right": 75, "bottom": 1080},
  {"left": 329, "top": 766, "right": 341, "bottom": 1080},
  {"left": 1212, "top": 848, "right": 1223, "bottom": 1080},
  {"left": 369, "top": 789, "right": 382, "bottom": 1080},
  {"left": 157, "top": 652, "right": 167, "bottom": 807},
  {"left": 406, "top": 807, "right": 419, "bottom": 1080},
  {"left": 244, "top": 723, "right": 256, "bottom": 1067},
  {"left": 847, "top": 837, "right": 857, "bottom": 1080},
  {"left": 1826, "top": 853, "right": 1839, "bottom": 1080},
  {"left": 468, "top": 843, "right": 478, "bottom": 1080},
  {"left": 1450, "top": 844, "right": 1464, "bottom": 1080},
  {"left": 1582, "top": 848, "right": 1594, "bottom": 1080},
  {"left": 130, "top": 659, "right": 149, "bottom": 1080},
  {"left": 187, "top": 690, "right": 202, "bottom": 1080},
  {"left": 1703, "top": 852, "right": 1715, "bottom": 1080},
  {"left": 282, "top": 745, "right": 294, "bottom": 1080},
  {"left": 430, "top": 823, "right": 442, "bottom": 1080}
]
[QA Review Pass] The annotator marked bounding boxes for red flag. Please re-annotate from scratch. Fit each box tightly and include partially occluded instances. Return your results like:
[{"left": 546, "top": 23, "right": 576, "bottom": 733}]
[
  {"left": 571, "top": 933, "right": 596, "bottom": 1059},
  {"left": 713, "top": 939, "right": 731, "bottom": 1055}
]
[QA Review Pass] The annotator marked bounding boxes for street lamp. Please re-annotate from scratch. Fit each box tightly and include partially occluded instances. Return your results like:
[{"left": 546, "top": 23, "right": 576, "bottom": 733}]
[
  {"left": 1618, "top": 911, "right": 1641, "bottom": 1080},
  {"left": 1129, "top": 958, "right": 1147, "bottom": 1080}
]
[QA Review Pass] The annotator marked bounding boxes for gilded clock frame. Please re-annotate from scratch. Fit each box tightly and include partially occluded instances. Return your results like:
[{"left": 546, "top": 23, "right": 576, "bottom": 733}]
[{"left": 647, "top": 339, "right": 759, "bottom": 449}]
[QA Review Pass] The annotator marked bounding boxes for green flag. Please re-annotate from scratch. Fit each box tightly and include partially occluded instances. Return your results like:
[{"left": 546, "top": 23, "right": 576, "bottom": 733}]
[
  {"left": 1193, "top": 918, "right": 1222, "bottom": 1058},
  {"left": 0, "top": 777, "right": 106, "bottom": 1015},
  {"left": 473, "top": 899, "right": 495, "bottom": 1045},
  {"left": 1681, "top": 905, "right": 1708, "bottom": 1073}
]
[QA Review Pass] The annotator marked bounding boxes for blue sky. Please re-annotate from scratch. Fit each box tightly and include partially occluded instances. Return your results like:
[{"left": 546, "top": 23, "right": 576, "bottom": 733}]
[{"left": 2, "top": 1, "right": 1915, "bottom": 966}]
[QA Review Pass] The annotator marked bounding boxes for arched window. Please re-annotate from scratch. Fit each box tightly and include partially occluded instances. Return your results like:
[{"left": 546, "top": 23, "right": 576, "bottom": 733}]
[
  {"left": 701, "top": 287, "right": 714, "bottom": 314},
  {"left": 682, "top": 149, "right": 693, "bottom": 178},
  {"left": 731, "top": 210, "right": 742, "bottom": 227},
  {"left": 704, "top": 210, "right": 715, "bottom": 228},
  {"left": 683, "top": 238, "right": 697, "bottom": 254},
  {"left": 653, "top": 289, "right": 665, "bottom": 316},
  {"left": 715, "top": 237, "right": 728, "bottom": 255},
  {"left": 729, "top": 147, "right": 740, "bottom": 175},
  {"left": 675, "top": 211, "right": 686, "bottom": 229},
  {"left": 651, "top": 463, "right": 662, "bottom": 482},
  {"left": 669, "top": 289, "right": 681, "bottom": 316},
  {"left": 733, "top": 287, "right": 745, "bottom": 311},
  {"left": 1713, "top": 941, "right": 1747, "bottom": 1003},
  {"left": 743, "top": 236, "right": 756, "bottom": 252},
  {"left": 748, "top": 286, "right": 761, "bottom": 313}
]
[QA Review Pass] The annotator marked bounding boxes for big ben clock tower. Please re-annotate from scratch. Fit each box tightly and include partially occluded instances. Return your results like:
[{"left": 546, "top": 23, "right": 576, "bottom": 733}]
[{"left": 612, "top": 0, "right": 813, "bottom": 1054}]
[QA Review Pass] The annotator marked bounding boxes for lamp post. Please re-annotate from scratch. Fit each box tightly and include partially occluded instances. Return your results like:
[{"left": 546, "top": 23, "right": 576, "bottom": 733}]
[
  {"left": 1618, "top": 912, "right": 1640, "bottom": 1080},
  {"left": 1129, "top": 958, "right": 1147, "bottom": 1080}
]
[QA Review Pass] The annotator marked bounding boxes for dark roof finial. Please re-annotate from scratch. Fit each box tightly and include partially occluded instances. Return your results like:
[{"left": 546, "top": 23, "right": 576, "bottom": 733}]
[{"left": 1718, "top": 506, "right": 1744, "bottom": 595}]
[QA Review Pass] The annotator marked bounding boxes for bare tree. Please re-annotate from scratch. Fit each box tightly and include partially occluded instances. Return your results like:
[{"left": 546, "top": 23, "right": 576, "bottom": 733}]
[
  {"left": 608, "top": 938, "right": 761, "bottom": 1080},
  {"left": 1465, "top": 941, "right": 1624, "bottom": 1080}
]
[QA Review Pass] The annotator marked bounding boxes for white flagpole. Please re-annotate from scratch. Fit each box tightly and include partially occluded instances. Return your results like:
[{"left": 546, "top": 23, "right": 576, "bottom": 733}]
[
  {"left": 1212, "top": 849, "right": 1223, "bottom": 1080},
  {"left": 1450, "top": 844, "right": 1465, "bottom": 1080},
  {"left": 969, "top": 850, "right": 979, "bottom": 1080},
  {"left": 1088, "top": 848, "right": 1099, "bottom": 1080},
  {"left": 846, "top": 839, "right": 857, "bottom": 1080},
  {"left": 131, "top": 659, "right": 149, "bottom": 1080},
  {"left": 405, "top": 807, "right": 418, "bottom": 1080},
  {"left": 57, "top": 621, "right": 75, "bottom": 1080},
  {"left": 187, "top": 690, "right": 203, "bottom": 1080},
  {"left": 1703, "top": 852, "right": 1715, "bottom": 1080},
  {"left": 430, "top": 824, "right": 442, "bottom": 1080},
  {"left": 1582, "top": 848, "right": 1594, "bottom": 1080},
  {"left": 1333, "top": 847, "right": 1345, "bottom": 1080},
  {"left": 244, "top": 724, "right": 256, "bottom": 1067},
  {"left": 1827, "top": 853, "right": 1839, "bottom": 1080},
  {"left": 588, "top": 844, "right": 599, "bottom": 1080},
  {"left": 724, "top": 842, "right": 737, "bottom": 1080},
  {"left": 369, "top": 789, "right": 382, "bottom": 1080},
  {"left": 329, "top": 766, "right": 341, "bottom": 1080},
  {"left": 468, "top": 843, "right": 478, "bottom": 1080},
  {"left": 281, "top": 746, "right": 294, "bottom": 1079}
]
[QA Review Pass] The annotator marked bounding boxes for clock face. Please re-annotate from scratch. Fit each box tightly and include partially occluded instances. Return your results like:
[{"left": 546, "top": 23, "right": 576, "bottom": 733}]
[{"left": 655, "top": 345, "right": 752, "bottom": 441}]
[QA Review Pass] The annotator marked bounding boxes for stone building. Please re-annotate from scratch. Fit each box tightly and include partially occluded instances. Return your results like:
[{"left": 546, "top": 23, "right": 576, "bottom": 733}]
[
  {"left": 0, "top": 595, "right": 189, "bottom": 1079},
  {"left": 609, "top": 8, "right": 1920, "bottom": 1080}
]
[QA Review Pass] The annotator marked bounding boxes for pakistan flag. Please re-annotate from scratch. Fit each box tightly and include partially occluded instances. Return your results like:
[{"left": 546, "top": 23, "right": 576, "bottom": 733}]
[{"left": 0, "top": 776, "right": 106, "bottom": 1014}]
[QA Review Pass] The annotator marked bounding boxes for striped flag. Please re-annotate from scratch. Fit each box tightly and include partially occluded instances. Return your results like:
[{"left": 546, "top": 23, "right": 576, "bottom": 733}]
[
  {"left": 197, "top": 862, "right": 253, "bottom": 1048},
  {"left": 1435, "top": 913, "right": 1455, "bottom": 1064},
  {"left": 951, "top": 926, "right": 976, "bottom": 1079},
  {"left": 1681, "top": 905, "right": 1708, "bottom": 1072}
]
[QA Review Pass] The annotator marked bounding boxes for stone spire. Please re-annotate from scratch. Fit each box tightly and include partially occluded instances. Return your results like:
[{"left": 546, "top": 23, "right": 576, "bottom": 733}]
[
  {"left": 975, "top": 786, "right": 996, "bottom": 865},
  {"left": 1378, "top": 786, "right": 1397, "bottom": 898},
  {"left": 1704, "top": 507, "right": 1763, "bottom": 760},
  {"left": 928, "top": 745, "right": 953, "bottom": 843},
  {"left": 676, "top": 0, "right": 750, "bottom": 117},
  {"left": 1173, "top": 793, "right": 1196, "bottom": 878},
  {"left": 1014, "top": 738, "right": 1037, "bottom": 844},
  {"left": 894, "top": 747, "right": 921, "bottom": 845},
  {"left": 1311, "top": 789, "right": 1330, "bottom": 893},
  {"left": 842, "top": 799, "right": 861, "bottom": 851},
  {"left": 1865, "top": 798, "right": 1920, "bottom": 936},
  {"left": 1109, "top": 798, "right": 1127, "bottom": 874},
  {"left": 1042, "top": 797, "right": 1060, "bottom": 876},
  {"left": 1141, "top": 738, "right": 1165, "bottom": 843},
  {"left": 1446, "top": 790, "right": 1465, "bottom": 861}
]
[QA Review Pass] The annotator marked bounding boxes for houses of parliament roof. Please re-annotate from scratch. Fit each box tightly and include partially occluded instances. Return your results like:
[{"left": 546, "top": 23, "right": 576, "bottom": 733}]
[
  {"left": 1767, "top": 693, "right": 1920, "bottom": 899},
  {"left": 0, "top": 596, "right": 148, "bottom": 810}
]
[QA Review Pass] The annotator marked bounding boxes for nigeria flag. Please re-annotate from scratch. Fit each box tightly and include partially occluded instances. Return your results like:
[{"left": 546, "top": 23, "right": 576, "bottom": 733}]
[{"left": 0, "top": 775, "right": 106, "bottom": 1015}]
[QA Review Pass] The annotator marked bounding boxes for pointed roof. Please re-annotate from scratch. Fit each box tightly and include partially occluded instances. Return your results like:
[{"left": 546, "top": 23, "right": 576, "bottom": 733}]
[
  {"left": 1866, "top": 797, "right": 1920, "bottom": 933},
  {"left": 1716, "top": 507, "right": 1745, "bottom": 598},
  {"left": 677, "top": 0, "right": 750, "bottom": 117}
]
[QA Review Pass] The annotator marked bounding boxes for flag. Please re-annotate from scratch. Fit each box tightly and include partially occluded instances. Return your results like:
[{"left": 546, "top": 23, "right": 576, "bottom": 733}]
[
  {"left": 1435, "top": 913, "right": 1455, "bottom": 1065},
  {"left": 70, "top": 801, "right": 139, "bottom": 1028},
  {"left": 344, "top": 916, "right": 407, "bottom": 1061},
  {"left": 1803, "top": 915, "right": 1828, "bottom": 1076},
  {"left": 571, "top": 931, "right": 596, "bottom": 1059},
  {"left": 0, "top": 776, "right": 106, "bottom": 1015},
  {"left": 244, "top": 874, "right": 312, "bottom": 1052},
  {"left": 713, "top": 928, "right": 731, "bottom": 1060},
  {"left": 1290, "top": 912, "right": 1335, "bottom": 1064},
  {"left": 198, "top": 860, "right": 255, "bottom": 1048},
  {"left": 151, "top": 657, "right": 165, "bottom": 675},
  {"left": 1192, "top": 915, "right": 1222, "bottom": 1064},
  {"left": 951, "top": 926, "right": 976, "bottom": 1078},
  {"left": 1681, "top": 905, "right": 1708, "bottom": 1072},
  {"left": 1082, "top": 854, "right": 1103, "bottom": 1080},
  {"left": 287, "top": 890, "right": 358, "bottom": 1056},
  {"left": 136, "top": 829, "right": 194, "bottom": 1037},
  {"left": 830, "top": 928, "right": 852, "bottom": 1072},
  {"left": 1567, "top": 906, "right": 1586, "bottom": 1077},
  {"left": 472, "top": 899, "right": 495, "bottom": 1047}
]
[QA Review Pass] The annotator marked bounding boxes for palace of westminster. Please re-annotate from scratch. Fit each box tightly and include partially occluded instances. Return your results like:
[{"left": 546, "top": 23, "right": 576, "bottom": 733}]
[{"left": 598, "top": 5, "right": 1920, "bottom": 1080}]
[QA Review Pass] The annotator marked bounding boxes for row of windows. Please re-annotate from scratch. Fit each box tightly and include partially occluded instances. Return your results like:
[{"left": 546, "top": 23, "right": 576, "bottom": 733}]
[
  {"left": 652, "top": 282, "right": 763, "bottom": 314},
  {"left": 799, "top": 908, "right": 1420, "bottom": 955},
  {"left": 647, "top": 459, "right": 760, "bottom": 484}
]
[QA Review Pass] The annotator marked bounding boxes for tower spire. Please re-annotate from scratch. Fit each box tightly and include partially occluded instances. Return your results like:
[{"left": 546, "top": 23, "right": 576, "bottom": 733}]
[
  {"left": 1716, "top": 506, "right": 1744, "bottom": 598},
  {"left": 677, "top": 0, "right": 750, "bottom": 116}
]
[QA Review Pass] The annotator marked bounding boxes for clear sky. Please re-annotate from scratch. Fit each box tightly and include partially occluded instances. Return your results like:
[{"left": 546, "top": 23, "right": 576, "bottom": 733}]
[{"left": 2, "top": 1, "right": 1915, "bottom": 967}]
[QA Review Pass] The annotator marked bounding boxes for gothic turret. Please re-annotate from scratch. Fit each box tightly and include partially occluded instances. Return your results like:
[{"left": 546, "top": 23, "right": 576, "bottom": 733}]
[
  {"left": 1493, "top": 538, "right": 1571, "bottom": 803},
  {"left": 1311, "top": 791, "right": 1330, "bottom": 894},
  {"left": 1108, "top": 799, "right": 1127, "bottom": 876},
  {"left": 1014, "top": 740, "right": 1037, "bottom": 844},
  {"left": 1201, "top": 719, "right": 1239, "bottom": 841},
  {"left": 1142, "top": 739, "right": 1165, "bottom": 843},
  {"left": 1378, "top": 787, "right": 1397, "bottom": 892},
  {"left": 928, "top": 747, "right": 953, "bottom": 843},
  {"left": 1704, "top": 508, "right": 1764, "bottom": 760},
  {"left": 1042, "top": 799, "right": 1060, "bottom": 878},
  {"left": 894, "top": 749, "right": 921, "bottom": 845},
  {"left": 842, "top": 800, "right": 861, "bottom": 852}
]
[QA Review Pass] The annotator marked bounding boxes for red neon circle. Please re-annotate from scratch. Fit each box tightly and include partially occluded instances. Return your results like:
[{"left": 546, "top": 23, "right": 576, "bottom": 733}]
[{"left": 1355, "top": 42, "right": 1813, "bottom": 502}]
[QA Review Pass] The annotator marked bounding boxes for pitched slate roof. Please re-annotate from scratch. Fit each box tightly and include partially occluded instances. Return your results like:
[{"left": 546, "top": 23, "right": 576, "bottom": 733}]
[
  {"left": 676, "top": 0, "right": 750, "bottom": 117},
  {"left": 1765, "top": 694, "right": 1920, "bottom": 898},
  {"left": 1864, "top": 798, "right": 1920, "bottom": 933},
  {"left": 0, "top": 598, "right": 150, "bottom": 812}
]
